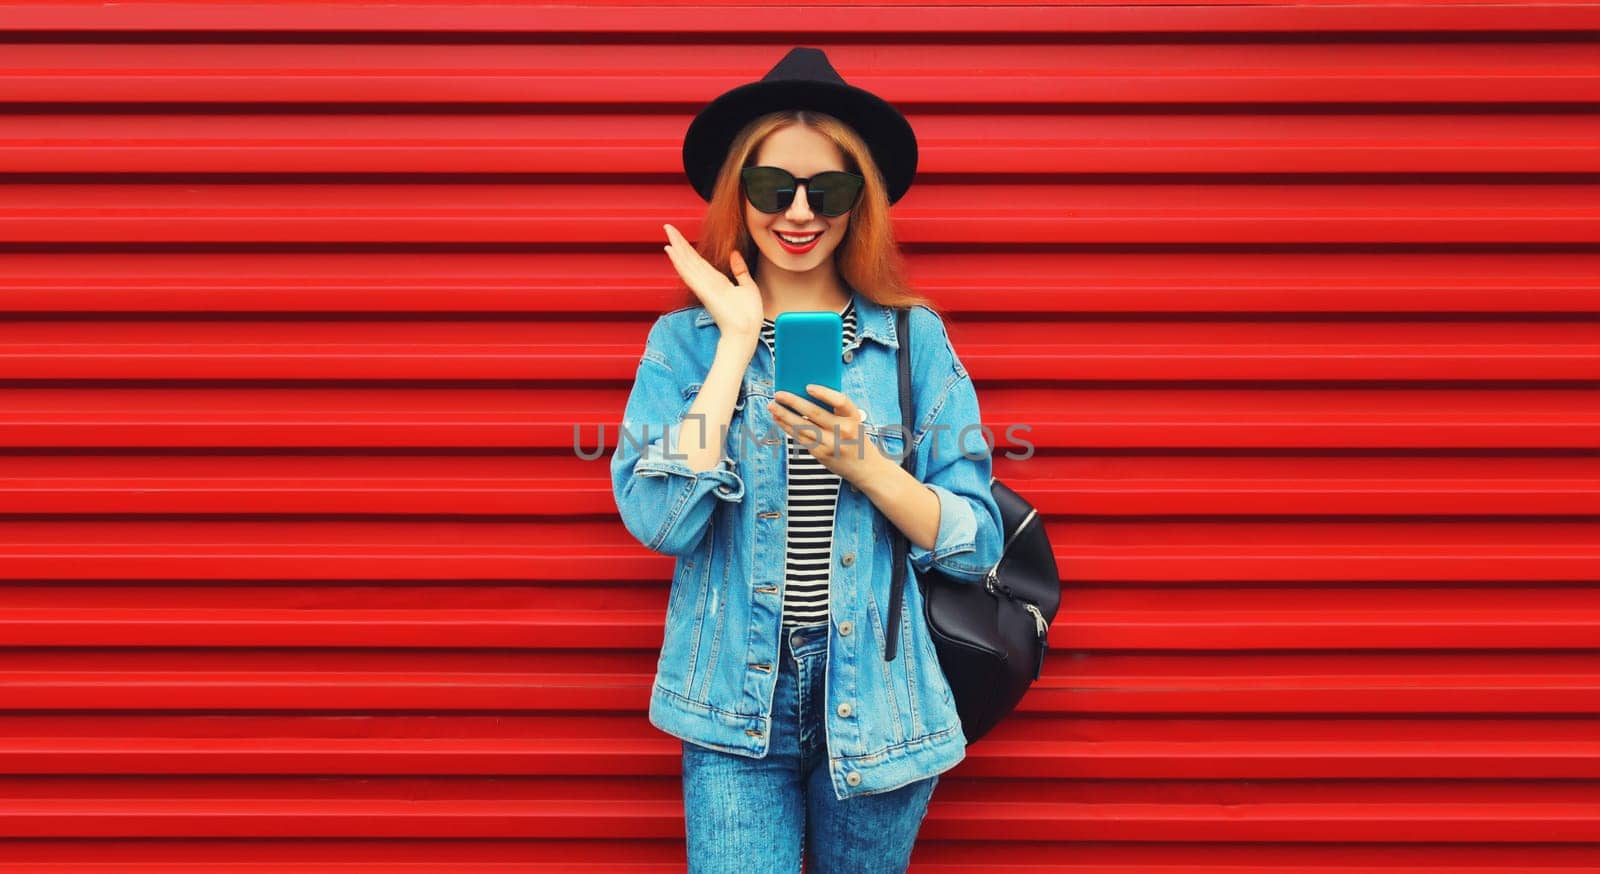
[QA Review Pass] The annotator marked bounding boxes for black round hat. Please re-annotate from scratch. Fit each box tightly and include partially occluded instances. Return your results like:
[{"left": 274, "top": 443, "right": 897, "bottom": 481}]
[{"left": 682, "top": 46, "right": 919, "bottom": 205}]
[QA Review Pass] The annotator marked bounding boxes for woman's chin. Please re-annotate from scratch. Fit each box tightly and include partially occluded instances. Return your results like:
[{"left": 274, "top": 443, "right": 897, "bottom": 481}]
[{"left": 762, "top": 246, "right": 834, "bottom": 271}]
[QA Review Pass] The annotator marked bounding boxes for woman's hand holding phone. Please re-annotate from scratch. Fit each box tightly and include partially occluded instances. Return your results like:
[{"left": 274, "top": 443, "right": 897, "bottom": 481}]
[
  {"left": 769, "top": 384, "right": 892, "bottom": 487},
  {"left": 662, "top": 224, "right": 763, "bottom": 344}
]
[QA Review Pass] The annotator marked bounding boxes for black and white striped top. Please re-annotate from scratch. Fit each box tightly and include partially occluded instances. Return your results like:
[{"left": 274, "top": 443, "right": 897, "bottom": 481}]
[{"left": 761, "top": 297, "right": 858, "bottom": 628}]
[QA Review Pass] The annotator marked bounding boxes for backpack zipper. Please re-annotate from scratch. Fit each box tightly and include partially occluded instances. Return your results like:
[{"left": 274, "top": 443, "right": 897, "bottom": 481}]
[
  {"left": 982, "top": 507, "right": 1050, "bottom": 680},
  {"left": 983, "top": 507, "right": 1037, "bottom": 595}
]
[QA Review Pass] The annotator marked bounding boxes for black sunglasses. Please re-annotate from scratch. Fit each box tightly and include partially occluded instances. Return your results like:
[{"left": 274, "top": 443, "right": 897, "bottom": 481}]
[{"left": 740, "top": 166, "right": 865, "bottom": 217}]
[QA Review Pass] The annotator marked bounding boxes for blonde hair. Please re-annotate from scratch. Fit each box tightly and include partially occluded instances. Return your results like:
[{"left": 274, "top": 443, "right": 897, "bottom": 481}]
[{"left": 676, "top": 109, "right": 936, "bottom": 315}]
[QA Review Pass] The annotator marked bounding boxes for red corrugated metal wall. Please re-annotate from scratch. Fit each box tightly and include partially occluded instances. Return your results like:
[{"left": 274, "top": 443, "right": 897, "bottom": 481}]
[{"left": 1, "top": 2, "right": 1597, "bottom": 870}]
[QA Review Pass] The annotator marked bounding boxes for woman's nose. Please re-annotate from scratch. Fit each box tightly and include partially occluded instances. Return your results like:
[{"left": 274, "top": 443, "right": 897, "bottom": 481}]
[{"left": 786, "top": 183, "right": 815, "bottom": 220}]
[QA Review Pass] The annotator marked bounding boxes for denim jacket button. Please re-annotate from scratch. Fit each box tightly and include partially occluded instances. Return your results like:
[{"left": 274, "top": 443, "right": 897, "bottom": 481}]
[
  {"left": 841, "top": 551, "right": 855, "bottom": 567},
  {"left": 845, "top": 771, "right": 862, "bottom": 786},
  {"left": 836, "top": 701, "right": 852, "bottom": 718},
  {"left": 842, "top": 349, "right": 853, "bottom": 363},
  {"left": 838, "top": 621, "right": 853, "bottom": 636}
]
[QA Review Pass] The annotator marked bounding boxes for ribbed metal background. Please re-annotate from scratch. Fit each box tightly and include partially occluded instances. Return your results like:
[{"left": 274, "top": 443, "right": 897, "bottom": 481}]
[{"left": 1, "top": 2, "right": 1598, "bottom": 870}]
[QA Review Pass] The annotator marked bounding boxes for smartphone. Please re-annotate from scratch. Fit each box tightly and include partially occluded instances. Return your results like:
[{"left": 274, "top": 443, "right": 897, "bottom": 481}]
[{"left": 774, "top": 311, "right": 843, "bottom": 407}]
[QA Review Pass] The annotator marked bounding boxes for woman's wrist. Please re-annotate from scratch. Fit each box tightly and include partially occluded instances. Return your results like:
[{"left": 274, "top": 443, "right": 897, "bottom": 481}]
[
  {"left": 717, "top": 331, "right": 759, "bottom": 357},
  {"left": 855, "top": 458, "right": 939, "bottom": 552}
]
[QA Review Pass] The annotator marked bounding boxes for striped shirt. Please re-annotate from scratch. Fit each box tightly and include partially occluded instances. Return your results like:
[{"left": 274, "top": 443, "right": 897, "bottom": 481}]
[{"left": 761, "top": 297, "right": 858, "bottom": 628}]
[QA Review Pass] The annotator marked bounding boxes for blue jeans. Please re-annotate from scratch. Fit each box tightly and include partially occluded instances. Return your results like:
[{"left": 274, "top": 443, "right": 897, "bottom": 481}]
[{"left": 680, "top": 620, "right": 940, "bottom": 873}]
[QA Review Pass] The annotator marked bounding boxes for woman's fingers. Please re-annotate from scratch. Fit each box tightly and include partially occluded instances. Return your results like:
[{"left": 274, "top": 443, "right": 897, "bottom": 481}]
[
  {"left": 769, "top": 401, "right": 827, "bottom": 449},
  {"left": 662, "top": 223, "right": 763, "bottom": 337},
  {"left": 800, "top": 384, "right": 857, "bottom": 420},
  {"left": 663, "top": 225, "right": 711, "bottom": 285},
  {"left": 667, "top": 225, "right": 711, "bottom": 269},
  {"left": 663, "top": 225, "right": 696, "bottom": 269},
  {"left": 664, "top": 224, "right": 745, "bottom": 288},
  {"left": 772, "top": 392, "right": 825, "bottom": 425},
  {"left": 775, "top": 387, "right": 855, "bottom": 425}
]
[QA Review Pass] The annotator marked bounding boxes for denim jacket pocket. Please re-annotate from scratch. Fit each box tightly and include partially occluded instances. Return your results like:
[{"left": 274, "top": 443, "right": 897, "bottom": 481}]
[
  {"left": 864, "top": 421, "right": 910, "bottom": 466},
  {"left": 658, "top": 511, "right": 717, "bottom": 698},
  {"left": 681, "top": 381, "right": 749, "bottom": 408}
]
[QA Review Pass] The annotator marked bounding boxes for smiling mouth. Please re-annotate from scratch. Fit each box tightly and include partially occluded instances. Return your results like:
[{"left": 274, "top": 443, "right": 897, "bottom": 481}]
[{"left": 774, "top": 228, "right": 825, "bottom": 246}]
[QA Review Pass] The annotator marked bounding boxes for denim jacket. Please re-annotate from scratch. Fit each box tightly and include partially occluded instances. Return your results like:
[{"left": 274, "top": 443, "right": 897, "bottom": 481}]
[{"left": 610, "top": 287, "right": 1005, "bottom": 801}]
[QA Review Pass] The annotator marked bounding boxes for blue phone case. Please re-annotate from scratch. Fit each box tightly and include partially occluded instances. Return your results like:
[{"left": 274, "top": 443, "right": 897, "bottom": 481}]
[{"left": 774, "top": 311, "right": 843, "bottom": 406}]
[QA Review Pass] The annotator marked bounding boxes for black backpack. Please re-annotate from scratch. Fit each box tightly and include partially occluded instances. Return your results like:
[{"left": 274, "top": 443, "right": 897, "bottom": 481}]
[{"left": 881, "top": 307, "right": 1062, "bottom": 745}]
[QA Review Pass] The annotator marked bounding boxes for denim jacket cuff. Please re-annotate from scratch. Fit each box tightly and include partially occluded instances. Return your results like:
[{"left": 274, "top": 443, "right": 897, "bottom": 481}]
[
  {"left": 907, "top": 482, "right": 979, "bottom": 573},
  {"left": 634, "top": 423, "right": 745, "bottom": 502}
]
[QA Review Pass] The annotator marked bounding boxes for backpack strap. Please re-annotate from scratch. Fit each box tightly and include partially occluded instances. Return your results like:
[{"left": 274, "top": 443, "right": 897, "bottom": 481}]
[{"left": 884, "top": 307, "right": 914, "bottom": 661}]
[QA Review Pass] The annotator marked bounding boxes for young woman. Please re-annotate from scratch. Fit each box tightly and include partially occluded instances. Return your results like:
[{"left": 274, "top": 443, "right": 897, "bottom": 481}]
[{"left": 611, "top": 47, "right": 1005, "bottom": 873}]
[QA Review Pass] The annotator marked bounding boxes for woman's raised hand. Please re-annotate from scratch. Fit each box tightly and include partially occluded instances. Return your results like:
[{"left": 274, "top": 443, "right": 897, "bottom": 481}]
[{"left": 663, "top": 223, "right": 764, "bottom": 343}]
